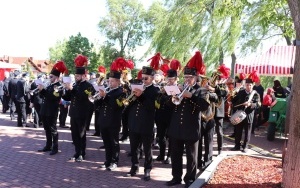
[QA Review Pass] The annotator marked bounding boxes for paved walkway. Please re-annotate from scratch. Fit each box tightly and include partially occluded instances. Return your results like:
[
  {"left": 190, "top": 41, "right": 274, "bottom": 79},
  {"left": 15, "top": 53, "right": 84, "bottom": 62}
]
[{"left": 0, "top": 107, "right": 284, "bottom": 188}]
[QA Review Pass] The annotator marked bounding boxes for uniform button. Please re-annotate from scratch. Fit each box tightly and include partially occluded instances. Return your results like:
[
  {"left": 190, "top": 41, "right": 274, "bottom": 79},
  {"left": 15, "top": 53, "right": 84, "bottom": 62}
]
[
  {"left": 180, "top": 122, "right": 183, "bottom": 124},
  {"left": 181, "top": 113, "right": 183, "bottom": 115},
  {"left": 181, "top": 118, "right": 183, "bottom": 120}
]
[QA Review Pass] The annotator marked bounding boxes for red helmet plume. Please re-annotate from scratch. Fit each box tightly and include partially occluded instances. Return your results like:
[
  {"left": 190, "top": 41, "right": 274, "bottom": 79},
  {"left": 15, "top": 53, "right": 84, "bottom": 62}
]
[
  {"left": 147, "top": 52, "right": 162, "bottom": 70},
  {"left": 74, "top": 54, "right": 88, "bottom": 67},
  {"left": 186, "top": 51, "right": 206, "bottom": 75}
]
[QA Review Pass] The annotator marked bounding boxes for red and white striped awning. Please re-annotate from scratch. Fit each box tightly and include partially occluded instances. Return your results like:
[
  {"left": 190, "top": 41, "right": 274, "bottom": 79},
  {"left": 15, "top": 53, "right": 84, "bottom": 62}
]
[{"left": 234, "top": 46, "right": 296, "bottom": 76}]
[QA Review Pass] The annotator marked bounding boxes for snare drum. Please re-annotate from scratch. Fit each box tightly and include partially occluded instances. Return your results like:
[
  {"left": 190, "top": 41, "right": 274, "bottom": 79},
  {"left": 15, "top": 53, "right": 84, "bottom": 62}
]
[{"left": 230, "top": 110, "right": 247, "bottom": 125}]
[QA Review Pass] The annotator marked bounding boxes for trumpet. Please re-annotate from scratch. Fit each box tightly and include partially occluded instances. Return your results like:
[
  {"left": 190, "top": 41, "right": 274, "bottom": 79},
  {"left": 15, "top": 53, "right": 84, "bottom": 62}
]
[
  {"left": 29, "top": 88, "right": 39, "bottom": 95},
  {"left": 54, "top": 85, "right": 65, "bottom": 92},
  {"left": 172, "top": 83, "right": 189, "bottom": 105},
  {"left": 122, "top": 93, "right": 136, "bottom": 106},
  {"left": 88, "top": 87, "right": 111, "bottom": 103}
]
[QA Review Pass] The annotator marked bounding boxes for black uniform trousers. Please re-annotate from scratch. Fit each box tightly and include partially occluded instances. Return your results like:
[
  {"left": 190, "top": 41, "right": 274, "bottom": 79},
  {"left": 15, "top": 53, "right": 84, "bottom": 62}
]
[
  {"left": 70, "top": 118, "right": 87, "bottom": 157},
  {"left": 42, "top": 115, "right": 59, "bottom": 151},
  {"left": 17, "top": 102, "right": 26, "bottom": 127},
  {"left": 2, "top": 95, "right": 10, "bottom": 113},
  {"left": 170, "top": 137, "right": 198, "bottom": 183},
  {"left": 198, "top": 119, "right": 215, "bottom": 167},
  {"left": 33, "top": 103, "right": 42, "bottom": 127},
  {"left": 156, "top": 118, "right": 171, "bottom": 158},
  {"left": 235, "top": 118, "right": 252, "bottom": 149},
  {"left": 59, "top": 104, "right": 69, "bottom": 127},
  {"left": 101, "top": 127, "right": 120, "bottom": 165},
  {"left": 129, "top": 132, "right": 153, "bottom": 171},
  {"left": 85, "top": 102, "right": 94, "bottom": 131},
  {"left": 121, "top": 108, "right": 129, "bottom": 139},
  {"left": 214, "top": 117, "right": 224, "bottom": 151},
  {"left": 94, "top": 109, "right": 100, "bottom": 136},
  {"left": 10, "top": 98, "right": 17, "bottom": 119}
]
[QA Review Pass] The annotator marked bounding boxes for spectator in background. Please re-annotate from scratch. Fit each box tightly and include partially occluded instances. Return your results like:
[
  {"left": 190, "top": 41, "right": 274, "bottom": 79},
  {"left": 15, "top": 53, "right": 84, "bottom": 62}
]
[
  {"left": 2, "top": 71, "right": 11, "bottom": 113},
  {"left": 273, "top": 80, "right": 287, "bottom": 98},
  {"left": 0, "top": 80, "right": 4, "bottom": 107},
  {"left": 252, "top": 80, "right": 264, "bottom": 134},
  {"left": 261, "top": 88, "right": 277, "bottom": 126}
]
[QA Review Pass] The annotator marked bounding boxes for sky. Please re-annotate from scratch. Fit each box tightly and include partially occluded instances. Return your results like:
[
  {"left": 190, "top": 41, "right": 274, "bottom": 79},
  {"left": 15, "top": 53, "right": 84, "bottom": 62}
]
[{"left": 0, "top": 0, "right": 152, "bottom": 62}]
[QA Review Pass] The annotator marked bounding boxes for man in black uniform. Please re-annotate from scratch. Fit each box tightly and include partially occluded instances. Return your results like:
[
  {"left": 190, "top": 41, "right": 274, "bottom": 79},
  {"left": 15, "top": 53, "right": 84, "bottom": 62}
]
[
  {"left": 166, "top": 51, "right": 209, "bottom": 187},
  {"left": 8, "top": 70, "right": 20, "bottom": 120},
  {"left": 155, "top": 68, "right": 178, "bottom": 164},
  {"left": 126, "top": 66, "right": 159, "bottom": 181},
  {"left": 16, "top": 72, "right": 30, "bottom": 127},
  {"left": 97, "top": 70, "right": 125, "bottom": 171},
  {"left": 38, "top": 61, "right": 67, "bottom": 155},
  {"left": 64, "top": 54, "right": 95, "bottom": 162},
  {"left": 30, "top": 74, "right": 44, "bottom": 128},
  {"left": 231, "top": 78, "right": 260, "bottom": 152}
]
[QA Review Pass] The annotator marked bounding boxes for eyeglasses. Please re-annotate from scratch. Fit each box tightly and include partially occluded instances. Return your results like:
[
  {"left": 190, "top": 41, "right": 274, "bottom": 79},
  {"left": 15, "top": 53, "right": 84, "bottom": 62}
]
[
  {"left": 142, "top": 77, "right": 149, "bottom": 81},
  {"left": 49, "top": 76, "right": 54, "bottom": 78}
]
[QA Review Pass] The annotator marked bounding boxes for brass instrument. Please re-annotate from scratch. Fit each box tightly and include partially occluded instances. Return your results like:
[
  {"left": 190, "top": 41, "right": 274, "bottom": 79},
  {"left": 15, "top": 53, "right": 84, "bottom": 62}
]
[
  {"left": 29, "top": 88, "right": 39, "bottom": 95},
  {"left": 122, "top": 84, "right": 145, "bottom": 106},
  {"left": 172, "top": 83, "right": 189, "bottom": 105},
  {"left": 122, "top": 93, "right": 136, "bottom": 106},
  {"left": 89, "top": 87, "right": 110, "bottom": 103},
  {"left": 54, "top": 85, "right": 65, "bottom": 92}
]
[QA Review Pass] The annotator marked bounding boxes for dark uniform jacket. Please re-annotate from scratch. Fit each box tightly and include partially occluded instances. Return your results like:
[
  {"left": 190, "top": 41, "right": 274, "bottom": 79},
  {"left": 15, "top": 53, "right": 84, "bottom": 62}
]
[
  {"left": 16, "top": 78, "right": 29, "bottom": 103},
  {"left": 231, "top": 89, "right": 260, "bottom": 124},
  {"left": 3, "top": 77, "right": 10, "bottom": 96},
  {"left": 128, "top": 84, "right": 159, "bottom": 135},
  {"left": 40, "top": 82, "right": 62, "bottom": 117},
  {"left": 30, "top": 82, "right": 43, "bottom": 105},
  {"left": 214, "top": 83, "right": 228, "bottom": 118},
  {"left": 63, "top": 80, "right": 95, "bottom": 118},
  {"left": 167, "top": 84, "right": 210, "bottom": 141},
  {"left": 8, "top": 77, "right": 19, "bottom": 99},
  {"left": 95, "top": 87, "right": 125, "bottom": 129},
  {"left": 155, "top": 91, "right": 173, "bottom": 125}
]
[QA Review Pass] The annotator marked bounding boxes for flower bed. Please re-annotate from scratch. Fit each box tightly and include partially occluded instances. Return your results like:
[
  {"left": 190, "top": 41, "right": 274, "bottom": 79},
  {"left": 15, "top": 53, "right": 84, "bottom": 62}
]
[{"left": 203, "top": 155, "right": 282, "bottom": 188}]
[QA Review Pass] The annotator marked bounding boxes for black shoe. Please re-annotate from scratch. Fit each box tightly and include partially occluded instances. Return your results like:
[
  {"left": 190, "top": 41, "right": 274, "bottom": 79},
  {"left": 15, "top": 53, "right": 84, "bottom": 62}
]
[
  {"left": 152, "top": 143, "right": 159, "bottom": 149},
  {"left": 164, "top": 157, "right": 171, "bottom": 164},
  {"left": 126, "top": 167, "right": 139, "bottom": 177},
  {"left": 119, "top": 136, "right": 128, "bottom": 142},
  {"left": 99, "top": 145, "right": 105, "bottom": 149},
  {"left": 218, "top": 150, "right": 222, "bottom": 155},
  {"left": 228, "top": 133, "right": 235, "bottom": 138},
  {"left": 100, "top": 162, "right": 110, "bottom": 168},
  {"left": 155, "top": 155, "right": 164, "bottom": 161},
  {"left": 107, "top": 163, "right": 117, "bottom": 171},
  {"left": 38, "top": 147, "right": 52, "bottom": 152},
  {"left": 201, "top": 161, "right": 212, "bottom": 171},
  {"left": 230, "top": 147, "right": 240, "bottom": 151},
  {"left": 143, "top": 169, "right": 151, "bottom": 181},
  {"left": 166, "top": 179, "right": 182, "bottom": 186},
  {"left": 241, "top": 148, "right": 248, "bottom": 153},
  {"left": 49, "top": 150, "right": 58, "bottom": 155},
  {"left": 75, "top": 155, "right": 83, "bottom": 162}
]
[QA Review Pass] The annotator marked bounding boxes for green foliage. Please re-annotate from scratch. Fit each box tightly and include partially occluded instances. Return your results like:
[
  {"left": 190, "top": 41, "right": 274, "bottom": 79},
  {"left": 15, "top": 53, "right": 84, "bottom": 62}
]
[
  {"left": 61, "top": 33, "right": 97, "bottom": 74},
  {"left": 49, "top": 40, "right": 67, "bottom": 63},
  {"left": 98, "top": 0, "right": 148, "bottom": 57}
]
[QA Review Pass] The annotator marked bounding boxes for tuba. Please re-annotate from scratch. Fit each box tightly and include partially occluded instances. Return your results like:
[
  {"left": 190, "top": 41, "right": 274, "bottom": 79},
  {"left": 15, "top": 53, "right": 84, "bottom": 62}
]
[{"left": 172, "top": 83, "right": 189, "bottom": 105}]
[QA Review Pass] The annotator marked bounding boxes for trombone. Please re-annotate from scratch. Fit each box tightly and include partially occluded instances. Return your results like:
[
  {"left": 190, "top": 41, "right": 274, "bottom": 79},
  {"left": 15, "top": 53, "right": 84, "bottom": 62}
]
[{"left": 172, "top": 83, "right": 189, "bottom": 105}]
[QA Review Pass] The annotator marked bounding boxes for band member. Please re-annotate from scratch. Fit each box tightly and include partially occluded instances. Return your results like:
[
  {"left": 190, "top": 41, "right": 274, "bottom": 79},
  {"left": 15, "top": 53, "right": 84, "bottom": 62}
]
[
  {"left": 231, "top": 71, "right": 260, "bottom": 152},
  {"left": 126, "top": 64, "right": 159, "bottom": 181},
  {"left": 228, "top": 73, "right": 246, "bottom": 138},
  {"left": 166, "top": 51, "right": 209, "bottom": 187},
  {"left": 92, "top": 66, "right": 106, "bottom": 137},
  {"left": 64, "top": 54, "right": 95, "bottom": 161},
  {"left": 210, "top": 64, "right": 230, "bottom": 155},
  {"left": 198, "top": 75, "right": 218, "bottom": 171},
  {"left": 97, "top": 60, "right": 126, "bottom": 171},
  {"left": 16, "top": 72, "right": 30, "bottom": 127},
  {"left": 38, "top": 61, "right": 67, "bottom": 155},
  {"left": 120, "top": 62, "right": 134, "bottom": 142},
  {"left": 155, "top": 60, "right": 180, "bottom": 164}
]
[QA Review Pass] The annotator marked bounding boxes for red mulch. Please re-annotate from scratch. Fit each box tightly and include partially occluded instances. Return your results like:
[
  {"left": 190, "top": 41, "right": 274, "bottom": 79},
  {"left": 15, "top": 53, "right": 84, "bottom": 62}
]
[{"left": 203, "top": 155, "right": 282, "bottom": 188}]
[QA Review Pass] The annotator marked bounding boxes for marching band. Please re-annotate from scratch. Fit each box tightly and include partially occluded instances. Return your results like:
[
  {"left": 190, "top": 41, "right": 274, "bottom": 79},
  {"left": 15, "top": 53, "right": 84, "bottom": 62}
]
[{"left": 3, "top": 51, "right": 263, "bottom": 188}]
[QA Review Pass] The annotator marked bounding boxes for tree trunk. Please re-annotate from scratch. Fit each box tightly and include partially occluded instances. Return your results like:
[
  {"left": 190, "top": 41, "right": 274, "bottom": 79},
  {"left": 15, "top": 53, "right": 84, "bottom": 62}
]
[
  {"left": 283, "top": 0, "right": 300, "bottom": 187},
  {"left": 230, "top": 52, "right": 236, "bottom": 78}
]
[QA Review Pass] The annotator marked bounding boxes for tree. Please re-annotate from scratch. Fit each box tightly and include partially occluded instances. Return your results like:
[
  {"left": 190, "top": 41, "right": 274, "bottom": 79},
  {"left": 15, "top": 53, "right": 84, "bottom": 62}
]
[
  {"left": 283, "top": 1, "right": 300, "bottom": 187},
  {"left": 49, "top": 39, "right": 67, "bottom": 64},
  {"left": 98, "top": 0, "right": 148, "bottom": 58},
  {"left": 62, "top": 33, "right": 97, "bottom": 74}
]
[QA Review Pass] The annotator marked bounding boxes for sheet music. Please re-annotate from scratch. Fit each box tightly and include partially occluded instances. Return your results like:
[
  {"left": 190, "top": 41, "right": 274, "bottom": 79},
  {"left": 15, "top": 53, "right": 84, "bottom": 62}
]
[
  {"left": 131, "top": 84, "right": 144, "bottom": 91},
  {"left": 63, "top": 76, "right": 72, "bottom": 84},
  {"left": 164, "top": 85, "right": 181, "bottom": 96}
]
